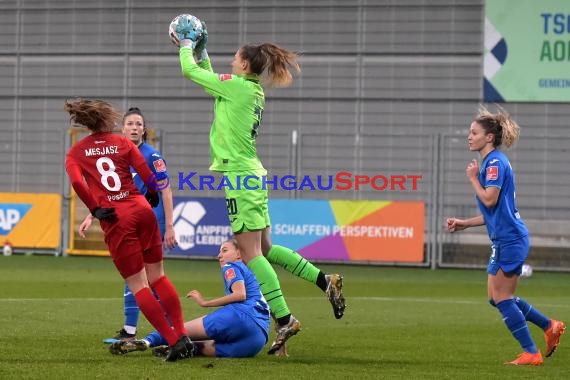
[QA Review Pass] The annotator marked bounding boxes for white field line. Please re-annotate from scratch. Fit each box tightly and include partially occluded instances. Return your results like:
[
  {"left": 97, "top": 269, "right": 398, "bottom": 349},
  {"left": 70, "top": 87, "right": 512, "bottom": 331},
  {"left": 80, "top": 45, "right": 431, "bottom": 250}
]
[{"left": 0, "top": 296, "right": 568, "bottom": 309}]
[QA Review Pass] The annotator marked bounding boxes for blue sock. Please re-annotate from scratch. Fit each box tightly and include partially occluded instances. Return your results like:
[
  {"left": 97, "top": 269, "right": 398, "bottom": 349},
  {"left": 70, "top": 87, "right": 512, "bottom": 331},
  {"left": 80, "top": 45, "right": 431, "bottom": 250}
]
[
  {"left": 496, "top": 299, "right": 538, "bottom": 353},
  {"left": 144, "top": 330, "right": 168, "bottom": 347},
  {"left": 124, "top": 283, "right": 139, "bottom": 329},
  {"left": 515, "top": 297, "right": 551, "bottom": 330}
]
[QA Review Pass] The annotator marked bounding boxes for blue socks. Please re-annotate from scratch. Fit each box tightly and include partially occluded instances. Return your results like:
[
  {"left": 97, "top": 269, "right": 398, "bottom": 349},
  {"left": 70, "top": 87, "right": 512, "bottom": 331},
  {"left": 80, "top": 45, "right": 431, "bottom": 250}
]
[
  {"left": 143, "top": 330, "right": 167, "bottom": 347},
  {"left": 490, "top": 297, "right": 551, "bottom": 331},
  {"left": 124, "top": 283, "right": 140, "bottom": 330},
  {"left": 496, "top": 299, "right": 538, "bottom": 353},
  {"left": 514, "top": 297, "right": 551, "bottom": 330}
]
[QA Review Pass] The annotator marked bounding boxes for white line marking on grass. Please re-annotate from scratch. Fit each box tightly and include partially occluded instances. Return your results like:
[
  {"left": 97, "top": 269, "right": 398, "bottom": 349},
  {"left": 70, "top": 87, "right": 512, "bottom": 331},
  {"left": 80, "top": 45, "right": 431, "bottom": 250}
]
[
  {"left": 1, "top": 296, "right": 569, "bottom": 310},
  {"left": 0, "top": 298, "right": 123, "bottom": 302},
  {"left": 349, "top": 297, "right": 570, "bottom": 310}
]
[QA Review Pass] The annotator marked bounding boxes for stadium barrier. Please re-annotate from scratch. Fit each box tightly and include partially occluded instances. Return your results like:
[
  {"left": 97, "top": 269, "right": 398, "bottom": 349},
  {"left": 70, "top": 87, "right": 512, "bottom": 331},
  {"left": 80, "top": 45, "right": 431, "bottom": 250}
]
[
  {"left": 0, "top": 192, "right": 61, "bottom": 255},
  {"left": 59, "top": 129, "right": 570, "bottom": 270},
  {"left": 165, "top": 197, "right": 425, "bottom": 265}
]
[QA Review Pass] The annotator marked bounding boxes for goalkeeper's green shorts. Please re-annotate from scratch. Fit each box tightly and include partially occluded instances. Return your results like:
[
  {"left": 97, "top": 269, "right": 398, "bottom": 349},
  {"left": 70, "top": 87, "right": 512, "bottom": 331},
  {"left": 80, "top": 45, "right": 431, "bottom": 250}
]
[{"left": 223, "top": 169, "right": 270, "bottom": 233}]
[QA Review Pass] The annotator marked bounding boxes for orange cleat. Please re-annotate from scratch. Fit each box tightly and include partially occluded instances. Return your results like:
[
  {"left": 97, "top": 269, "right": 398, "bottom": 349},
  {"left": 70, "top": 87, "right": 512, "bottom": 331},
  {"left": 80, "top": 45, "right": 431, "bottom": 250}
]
[
  {"left": 505, "top": 351, "right": 543, "bottom": 366},
  {"left": 544, "top": 319, "right": 566, "bottom": 357}
]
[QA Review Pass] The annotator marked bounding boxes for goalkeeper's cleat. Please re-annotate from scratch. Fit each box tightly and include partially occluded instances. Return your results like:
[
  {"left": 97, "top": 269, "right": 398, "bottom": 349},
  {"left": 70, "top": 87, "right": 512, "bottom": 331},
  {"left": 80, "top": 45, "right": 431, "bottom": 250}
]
[
  {"left": 165, "top": 336, "right": 194, "bottom": 362},
  {"left": 267, "top": 315, "right": 301, "bottom": 355},
  {"left": 269, "top": 314, "right": 289, "bottom": 357},
  {"left": 273, "top": 342, "right": 289, "bottom": 357},
  {"left": 103, "top": 328, "right": 136, "bottom": 344},
  {"left": 109, "top": 339, "right": 149, "bottom": 355},
  {"left": 504, "top": 351, "right": 543, "bottom": 366},
  {"left": 545, "top": 319, "right": 566, "bottom": 357},
  {"left": 326, "top": 274, "right": 346, "bottom": 319}
]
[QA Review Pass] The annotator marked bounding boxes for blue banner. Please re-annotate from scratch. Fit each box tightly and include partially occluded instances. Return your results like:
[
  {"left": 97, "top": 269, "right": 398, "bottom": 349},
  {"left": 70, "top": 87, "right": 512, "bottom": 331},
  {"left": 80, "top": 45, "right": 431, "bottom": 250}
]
[{"left": 167, "top": 197, "right": 232, "bottom": 257}]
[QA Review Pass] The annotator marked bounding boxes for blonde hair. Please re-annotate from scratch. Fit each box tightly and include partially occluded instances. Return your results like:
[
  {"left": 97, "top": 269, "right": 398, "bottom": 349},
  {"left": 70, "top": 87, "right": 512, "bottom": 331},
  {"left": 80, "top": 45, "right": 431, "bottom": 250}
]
[
  {"left": 224, "top": 239, "right": 240, "bottom": 250},
  {"left": 474, "top": 105, "right": 520, "bottom": 148},
  {"left": 239, "top": 43, "right": 301, "bottom": 87},
  {"left": 64, "top": 98, "right": 122, "bottom": 133}
]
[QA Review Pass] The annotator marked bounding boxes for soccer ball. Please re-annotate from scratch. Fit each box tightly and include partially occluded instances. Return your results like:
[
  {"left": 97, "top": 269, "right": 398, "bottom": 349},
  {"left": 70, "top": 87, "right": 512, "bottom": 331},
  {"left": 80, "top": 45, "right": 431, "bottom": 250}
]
[
  {"left": 168, "top": 14, "right": 203, "bottom": 47},
  {"left": 521, "top": 264, "right": 533, "bottom": 278}
]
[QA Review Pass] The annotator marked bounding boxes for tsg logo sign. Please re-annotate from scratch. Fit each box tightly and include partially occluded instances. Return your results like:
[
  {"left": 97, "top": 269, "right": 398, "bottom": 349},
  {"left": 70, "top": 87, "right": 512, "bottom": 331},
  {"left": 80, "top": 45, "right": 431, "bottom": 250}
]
[{"left": 0, "top": 204, "right": 32, "bottom": 235}]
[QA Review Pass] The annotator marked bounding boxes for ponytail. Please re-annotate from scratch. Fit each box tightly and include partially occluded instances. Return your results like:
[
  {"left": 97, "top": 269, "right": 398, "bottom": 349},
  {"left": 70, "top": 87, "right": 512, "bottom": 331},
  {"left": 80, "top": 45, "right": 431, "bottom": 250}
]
[
  {"left": 64, "top": 98, "right": 122, "bottom": 132},
  {"left": 474, "top": 105, "right": 520, "bottom": 148},
  {"left": 239, "top": 43, "right": 300, "bottom": 87}
]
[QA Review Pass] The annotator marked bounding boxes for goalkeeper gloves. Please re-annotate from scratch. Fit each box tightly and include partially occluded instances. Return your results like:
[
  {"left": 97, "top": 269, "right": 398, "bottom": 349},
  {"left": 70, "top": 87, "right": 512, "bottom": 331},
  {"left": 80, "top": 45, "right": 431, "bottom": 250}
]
[
  {"left": 91, "top": 207, "right": 117, "bottom": 221},
  {"left": 145, "top": 191, "right": 160, "bottom": 208},
  {"left": 194, "top": 21, "right": 209, "bottom": 61},
  {"left": 177, "top": 15, "right": 203, "bottom": 49}
]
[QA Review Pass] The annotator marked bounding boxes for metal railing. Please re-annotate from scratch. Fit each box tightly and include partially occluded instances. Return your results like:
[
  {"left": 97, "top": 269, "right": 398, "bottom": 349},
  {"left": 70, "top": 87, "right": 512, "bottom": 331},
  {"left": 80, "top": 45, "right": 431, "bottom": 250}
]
[{"left": 62, "top": 129, "right": 570, "bottom": 270}]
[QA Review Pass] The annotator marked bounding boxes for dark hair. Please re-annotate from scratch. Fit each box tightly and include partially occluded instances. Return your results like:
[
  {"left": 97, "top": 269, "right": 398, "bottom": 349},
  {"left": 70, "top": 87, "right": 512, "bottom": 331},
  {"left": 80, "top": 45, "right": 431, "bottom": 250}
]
[
  {"left": 64, "top": 98, "right": 122, "bottom": 132},
  {"left": 123, "top": 106, "right": 147, "bottom": 142},
  {"left": 474, "top": 106, "right": 520, "bottom": 148},
  {"left": 239, "top": 43, "right": 300, "bottom": 87}
]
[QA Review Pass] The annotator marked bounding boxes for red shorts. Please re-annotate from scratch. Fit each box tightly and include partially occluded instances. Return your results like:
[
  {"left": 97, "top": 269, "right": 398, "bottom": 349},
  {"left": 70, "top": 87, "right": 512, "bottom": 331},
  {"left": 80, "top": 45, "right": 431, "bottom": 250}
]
[{"left": 100, "top": 200, "right": 163, "bottom": 278}]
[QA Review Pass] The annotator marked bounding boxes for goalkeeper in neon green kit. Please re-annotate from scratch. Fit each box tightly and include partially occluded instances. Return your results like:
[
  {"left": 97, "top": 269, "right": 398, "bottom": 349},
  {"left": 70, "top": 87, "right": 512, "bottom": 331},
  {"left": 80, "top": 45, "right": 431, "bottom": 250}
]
[{"left": 171, "top": 14, "right": 346, "bottom": 354}]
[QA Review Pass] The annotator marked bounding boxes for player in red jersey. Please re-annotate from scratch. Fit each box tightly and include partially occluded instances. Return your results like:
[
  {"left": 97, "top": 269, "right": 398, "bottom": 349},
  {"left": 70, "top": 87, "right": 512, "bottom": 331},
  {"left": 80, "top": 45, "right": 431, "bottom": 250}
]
[{"left": 64, "top": 98, "right": 193, "bottom": 362}]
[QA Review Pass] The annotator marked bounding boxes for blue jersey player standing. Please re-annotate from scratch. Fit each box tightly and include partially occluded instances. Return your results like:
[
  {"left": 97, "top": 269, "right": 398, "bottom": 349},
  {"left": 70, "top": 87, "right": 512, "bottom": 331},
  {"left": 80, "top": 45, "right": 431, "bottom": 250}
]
[
  {"left": 446, "top": 107, "right": 565, "bottom": 366},
  {"left": 79, "top": 107, "right": 177, "bottom": 343},
  {"left": 110, "top": 239, "right": 271, "bottom": 358}
]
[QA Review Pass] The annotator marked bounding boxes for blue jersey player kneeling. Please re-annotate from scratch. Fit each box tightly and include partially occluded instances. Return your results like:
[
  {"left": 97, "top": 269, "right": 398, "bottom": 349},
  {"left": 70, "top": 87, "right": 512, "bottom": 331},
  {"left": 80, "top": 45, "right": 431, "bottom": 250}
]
[{"left": 110, "top": 239, "right": 270, "bottom": 358}]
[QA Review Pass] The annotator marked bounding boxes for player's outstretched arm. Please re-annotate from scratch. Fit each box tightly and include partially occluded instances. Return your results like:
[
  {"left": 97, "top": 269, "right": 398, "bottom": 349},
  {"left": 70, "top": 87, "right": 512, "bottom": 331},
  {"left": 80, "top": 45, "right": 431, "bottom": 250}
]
[
  {"left": 186, "top": 281, "right": 246, "bottom": 308},
  {"left": 446, "top": 215, "right": 485, "bottom": 232}
]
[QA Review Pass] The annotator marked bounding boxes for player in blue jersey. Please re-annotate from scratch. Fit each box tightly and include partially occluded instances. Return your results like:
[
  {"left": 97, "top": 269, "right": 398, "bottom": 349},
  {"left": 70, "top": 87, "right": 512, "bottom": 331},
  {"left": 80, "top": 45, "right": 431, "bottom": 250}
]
[
  {"left": 109, "top": 239, "right": 271, "bottom": 358},
  {"left": 79, "top": 107, "right": 177, "bottom": 343},
  {"left": 446, "top": 107, "right": 565, "bottom": 366}
]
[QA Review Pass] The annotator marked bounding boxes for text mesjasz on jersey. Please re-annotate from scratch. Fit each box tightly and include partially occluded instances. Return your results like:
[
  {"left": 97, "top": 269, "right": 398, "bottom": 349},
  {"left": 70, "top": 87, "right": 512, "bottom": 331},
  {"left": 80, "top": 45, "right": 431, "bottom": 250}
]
[{"left": 84, "top": 146, "right": 119, "bottom": 157}]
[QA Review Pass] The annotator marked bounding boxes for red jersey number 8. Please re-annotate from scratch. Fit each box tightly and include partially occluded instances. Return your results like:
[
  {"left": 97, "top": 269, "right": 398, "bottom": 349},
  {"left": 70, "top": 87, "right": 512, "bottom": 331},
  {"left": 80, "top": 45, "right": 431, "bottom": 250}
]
[{"left": 96, "top": 157, "right": 121, "bottom": 191}]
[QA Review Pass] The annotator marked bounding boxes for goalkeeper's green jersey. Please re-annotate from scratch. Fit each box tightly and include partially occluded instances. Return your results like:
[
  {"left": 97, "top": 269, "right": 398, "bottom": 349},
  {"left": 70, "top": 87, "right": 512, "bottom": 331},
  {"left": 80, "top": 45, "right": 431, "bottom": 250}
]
[{"left": 179, "top": 47, "right": 265, "bottom": 172}]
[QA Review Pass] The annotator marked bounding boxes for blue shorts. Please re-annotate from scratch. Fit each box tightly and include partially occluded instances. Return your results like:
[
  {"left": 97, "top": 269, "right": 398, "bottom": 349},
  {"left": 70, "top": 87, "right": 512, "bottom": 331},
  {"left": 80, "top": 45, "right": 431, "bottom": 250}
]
[
  {"left": 203, "top": 306, "right": 268, "bottom": 358},
  {"left": 487, "top": 235, "right": 529, "bottom": 276}
]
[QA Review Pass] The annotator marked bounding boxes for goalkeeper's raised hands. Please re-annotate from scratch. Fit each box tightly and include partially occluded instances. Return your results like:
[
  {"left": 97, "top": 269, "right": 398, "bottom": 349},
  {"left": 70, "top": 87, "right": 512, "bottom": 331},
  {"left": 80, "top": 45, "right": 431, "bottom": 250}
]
[
  {"left": 174, "top": 14, "right": 203, "bottom": 49},
  {"left": 194, "top": 21, "right": 209, "bottom": 61}
]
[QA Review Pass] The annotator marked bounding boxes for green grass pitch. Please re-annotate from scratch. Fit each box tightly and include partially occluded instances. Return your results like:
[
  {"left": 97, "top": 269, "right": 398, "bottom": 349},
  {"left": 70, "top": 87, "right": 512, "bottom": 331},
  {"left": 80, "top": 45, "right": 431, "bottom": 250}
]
[{"left": 0, "top": 255, "right": 568, "bottom": 379}]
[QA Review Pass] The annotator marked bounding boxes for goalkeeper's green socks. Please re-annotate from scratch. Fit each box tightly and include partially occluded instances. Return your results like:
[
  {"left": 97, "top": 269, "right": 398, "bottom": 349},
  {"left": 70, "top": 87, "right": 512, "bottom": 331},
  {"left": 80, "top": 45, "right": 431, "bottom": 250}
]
[
  {"left": 247, "top": 255, "right": 290, "bottom": 319},
  {"left": 266, "top": 245, "right": 328, "bottom": 292}
]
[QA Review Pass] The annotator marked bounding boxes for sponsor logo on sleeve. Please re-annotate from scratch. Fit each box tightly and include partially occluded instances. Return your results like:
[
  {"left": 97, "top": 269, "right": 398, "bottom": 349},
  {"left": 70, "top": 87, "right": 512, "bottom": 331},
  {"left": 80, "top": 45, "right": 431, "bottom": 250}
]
[
  {"left": 153, "top": 159, "right": 166, "bottom": 172},
  {"left": 224, "top": 267, "right": 236, "bottom": 282},
  {"left": 486, "top": 166, "right": 499, "bottom": 180}
]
